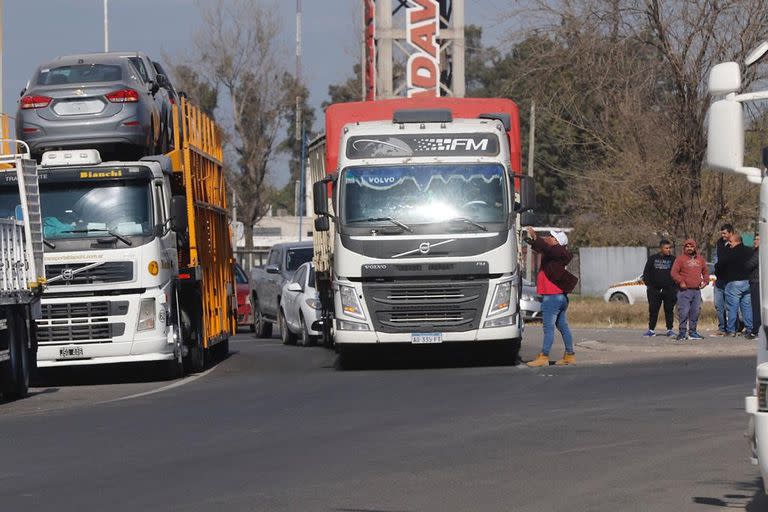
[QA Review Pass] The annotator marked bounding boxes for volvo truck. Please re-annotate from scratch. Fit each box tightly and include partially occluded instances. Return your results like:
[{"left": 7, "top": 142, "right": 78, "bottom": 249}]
[
  {"left": 20, "top": 99, "right": 235, "bottom": 378},
  {"left": 706, "top": 43, "right": 768, "bottom": 491},
  {"left": 308, "top": 98, "right": 534, "bottom": 366}
]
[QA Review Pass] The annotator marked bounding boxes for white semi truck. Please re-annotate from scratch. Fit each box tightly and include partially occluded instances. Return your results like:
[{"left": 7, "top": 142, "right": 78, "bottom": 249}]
[
  {"left": 706, "top": 42, "right": 768, "bottom": 491},
  {"left": 308, "top": 98, "right": 535, "bottom": 367},
  {"left": 9, "top": 100, "right": 236, "bottom": 378},
  {"left": 0, "top": 143, "right": 44, "bottom": 399}
]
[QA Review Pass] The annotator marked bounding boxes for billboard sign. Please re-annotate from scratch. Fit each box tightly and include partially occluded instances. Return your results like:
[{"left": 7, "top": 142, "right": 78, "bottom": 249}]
[{"left": 406, "top": 0, "right": 440, "bottom": 98}]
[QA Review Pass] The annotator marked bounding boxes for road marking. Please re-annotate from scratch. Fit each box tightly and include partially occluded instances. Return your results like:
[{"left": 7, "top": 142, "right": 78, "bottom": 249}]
[
  {"left": 556, "top": 439, "right": 640, "bottom": 455},
  {"left": 100, "top": 364, "right": 220, "bottom": 404}
]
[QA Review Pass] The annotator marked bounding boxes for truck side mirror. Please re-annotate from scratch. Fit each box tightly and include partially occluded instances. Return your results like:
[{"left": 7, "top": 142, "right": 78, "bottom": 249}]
[
  {"left": 520, "top": 211, "right": 537, "bottom": 227},
  {"left": 313, "top": 181, "right": 328, "bottom": 216},
  {"left": 156, "top": 74, "right": 169, "bottom": 88},
  {"left": 265, "top": 264, "right": 280, "bottom": 275},
  {"left": 517, "top": 177, "right": 536, "bottom": 213},
  {"left": 314, "top": 216, "right": 330, "bottom": 232},
  {"left": 171, "top": 196, "right": 188, "bottom": 233}
]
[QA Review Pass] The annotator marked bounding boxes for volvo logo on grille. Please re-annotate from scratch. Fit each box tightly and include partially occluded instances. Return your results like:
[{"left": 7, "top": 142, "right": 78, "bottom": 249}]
[
  {"left": 392, "top": 239, "right": 456, "bottom": 258},
  {"left": 61, "top": 268, "right": 75, "bottom": 281}
]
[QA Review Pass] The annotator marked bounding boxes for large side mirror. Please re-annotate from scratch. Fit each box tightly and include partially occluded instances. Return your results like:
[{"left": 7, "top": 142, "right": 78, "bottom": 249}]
[
  {"left": 314, "top": 216, "right": 330, "bottom": 232},
  {"left": 171, "top": 196, "right": 188, "bottom": 233},
  {"left": 150, "top": 80, "right": 161, "bottom": 94},
  {"left": 155, "top": 74, "right": 169, "bottom": 88},
  {"left": 313, "top": 180, "right": 329, "bottom": 216},
  {"left": 708, "top": 62, "right": 741, "bottom": 95},
  {"left": 265, "top": 264, "right": 280, "bottom": 275},
  {"left": 517, "top": 177, "right": 536, "bottom": 213},
  {"left": 287, "top": 282, "right": 302, "bottom": 292},
  {"left": 520, "top": 211, "right": 537, "bottom": 227}
]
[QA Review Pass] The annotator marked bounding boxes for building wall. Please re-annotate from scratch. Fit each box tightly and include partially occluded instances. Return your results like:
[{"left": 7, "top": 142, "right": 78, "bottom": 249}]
[{"left": 579, "top": 247, "right": 648, "bottom": 297}]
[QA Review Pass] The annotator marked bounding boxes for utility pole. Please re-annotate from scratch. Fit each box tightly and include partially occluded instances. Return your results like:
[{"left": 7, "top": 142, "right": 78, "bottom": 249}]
[
  {"left": 296, "top": 0, "right": 306, "bottom": 242},
  {"left": 103, "top": 0, "right": 109, "bottom": 52},
  {"left": 525, "top": 101, "right": 536, "bottom": 282}
]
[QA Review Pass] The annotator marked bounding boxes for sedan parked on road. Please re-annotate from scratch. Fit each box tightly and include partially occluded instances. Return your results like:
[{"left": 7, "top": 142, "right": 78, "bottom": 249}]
[
  {"left": 278, "top": 262, "right": 321, "bottom": 346},
  {"left": 520, "top": 278, "right": 542, "bottom": 321},
  {"left": 603, "top": 264, "right": 716, "bottom": 304},
  {"left": 17, "top": 53, "right": 163, "bottom": 158}
]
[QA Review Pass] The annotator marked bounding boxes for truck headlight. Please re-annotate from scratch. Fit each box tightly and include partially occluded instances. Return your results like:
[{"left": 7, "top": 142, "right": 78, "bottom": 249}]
[
  {"left": 484, "top": 314, "right": 516, "bottom": 328},
  {"left": 137, "top": 298, "right": 156, "bottom": 331},
  {"left": 340, "top": 285, "right": 365, "bottom": 319},
  {"left": 488, "top": 281, "right": 513, "bottom": 316},
  {"left": 306, "top": 297, "right": 322, "bottom": 310}
]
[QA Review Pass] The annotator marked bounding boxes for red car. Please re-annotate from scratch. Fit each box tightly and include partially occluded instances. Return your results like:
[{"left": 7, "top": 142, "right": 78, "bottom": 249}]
[{"left": 234, "top": 263, "right": 254, "bottom": 332}]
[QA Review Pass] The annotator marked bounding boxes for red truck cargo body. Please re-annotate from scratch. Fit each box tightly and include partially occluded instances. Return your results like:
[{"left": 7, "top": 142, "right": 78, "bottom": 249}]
[{"left": 324, "top": 97, "right": 522, "bottom": 176}]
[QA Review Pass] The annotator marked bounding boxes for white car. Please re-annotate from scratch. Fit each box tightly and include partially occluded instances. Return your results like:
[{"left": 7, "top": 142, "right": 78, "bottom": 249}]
[
  {"left": 279, "top": 262, "right": 322, "bottom": 346},
  {"left": 603, "top": 264, "right": 716, "bottom": 304},
  {"left": 521, "top": 278, "right": 542, "bottom": 321}
]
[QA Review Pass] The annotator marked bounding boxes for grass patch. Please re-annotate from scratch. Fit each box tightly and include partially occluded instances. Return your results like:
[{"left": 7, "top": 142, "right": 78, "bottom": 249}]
[{"left": 565, "top": 296, "right": 718, "bottom": 329}]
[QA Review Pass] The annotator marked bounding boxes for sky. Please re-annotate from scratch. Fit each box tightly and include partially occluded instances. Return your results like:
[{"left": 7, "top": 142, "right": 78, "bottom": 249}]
[{"left": 3, "top": 0, "right": 513, "bottom": 186}]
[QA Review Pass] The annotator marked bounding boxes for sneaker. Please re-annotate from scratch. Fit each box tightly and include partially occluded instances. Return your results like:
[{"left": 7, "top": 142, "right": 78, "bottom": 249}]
[
  {"left": 675, "top": 333, "right": 687, "bottom": 341},
  {"left": 665, "top": 329, "right": 675, "bottom": 337},
  {"left": 688, "top": 332, "right": 704, "bottom": 340},
  {"left": 729, "top": 332, "right": 740, "bottom": 337},
  {"left": 746, "top": 332, "right": 758, "bottom": 340},
  {"left": 643, "top": 329, "right": 656, "bottom": 337},
  {"left": 711, "top": 330, "right": 727, "bottom": 337}
]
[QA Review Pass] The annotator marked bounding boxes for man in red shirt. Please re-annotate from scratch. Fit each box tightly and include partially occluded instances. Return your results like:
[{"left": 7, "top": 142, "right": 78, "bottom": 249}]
[
  {"left": 670, "top": 239, "right": 710, "bottom": 341},
  {"left": 526, "top": 227, "right": 578, "bottom": 367}
]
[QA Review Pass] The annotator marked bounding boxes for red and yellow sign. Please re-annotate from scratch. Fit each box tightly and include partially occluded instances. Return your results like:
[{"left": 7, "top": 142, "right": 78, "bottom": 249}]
[{"left": 406, "top": 0, "right": 440, "bottom": 98}]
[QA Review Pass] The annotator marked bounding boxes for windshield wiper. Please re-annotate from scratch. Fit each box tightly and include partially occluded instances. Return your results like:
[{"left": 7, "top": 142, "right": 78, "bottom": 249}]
[
  {"left": 62, "top": 228, "right": 133, "bottom": 246},
  {"left": 347, "top": 217, "right": 413, "bottom": 233},
  {"left": 444, "top": 217, "right": 488, "bottom": 232},
  {"left": 43, "top": 238, "right": 55, "bottom": 249}
]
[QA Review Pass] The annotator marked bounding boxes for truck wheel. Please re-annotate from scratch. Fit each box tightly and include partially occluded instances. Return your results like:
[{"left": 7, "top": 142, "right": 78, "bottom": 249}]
[
  {"left": 185, "top": 326, "right": 205, "bottom": 373},
  {"left": 499, "top": 338, "right": 522, "bottom": 366},
  {"left": 279, "top": 310, "right": 297, "bottom": 345},
  {"left": 2, "top": 310, "right": 30, "bottom": 400}
]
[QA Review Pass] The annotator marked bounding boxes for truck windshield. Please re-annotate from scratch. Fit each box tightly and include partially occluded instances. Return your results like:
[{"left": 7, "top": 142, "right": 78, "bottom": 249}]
[
  {"left": 41, "top": 181, "right": 152, "bottom": 240},
  {"left": 341, "top": 164, "right": 507, "bottom": 227}
]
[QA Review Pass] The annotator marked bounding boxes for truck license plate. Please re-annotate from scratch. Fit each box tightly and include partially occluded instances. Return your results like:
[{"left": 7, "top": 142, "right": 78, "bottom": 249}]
[
  {"left": 59, "top": 346, "right": 84, "bottom": 359},
  {"left": 410, "top": 333, "right": 443, "bottom": 344}
]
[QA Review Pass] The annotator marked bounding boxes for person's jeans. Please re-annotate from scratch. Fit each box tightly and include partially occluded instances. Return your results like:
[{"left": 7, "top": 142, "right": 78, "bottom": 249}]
[
  {"left": 714, "top": 285, "right": 727, "bottom": 332},
  {"left": 647, "top": 286, "right": 676, "bottom": 331},
  {"left": 750, "top": 281, "right": 761, "bottom": 336},
  {"left": 541, "top": 294, "right": 574, "bottom": 355},
  {"left": 677, "top": 289, "right": 702, "bottom": 335},
  {"left": 726, "top": 280, "right": 753, "bottom": 334}
]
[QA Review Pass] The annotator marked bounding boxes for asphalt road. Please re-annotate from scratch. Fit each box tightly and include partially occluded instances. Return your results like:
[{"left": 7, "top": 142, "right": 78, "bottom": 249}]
[{"left": 0, "top": 332, "right": 765, "bottom": 511}]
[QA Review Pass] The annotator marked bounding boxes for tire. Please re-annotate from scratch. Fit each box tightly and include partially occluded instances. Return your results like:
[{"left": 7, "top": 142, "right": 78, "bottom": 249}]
[
  {"left": 185, "top": 323, "right": 205, "bottom": 373},
  {"left": 253, "top": 295, "right": 273, "bottom": 338},
  {"left": 499, "top": 338, "right": 522, "bottom": 365},
  {"left": 2, "top": 310, "right": 30, "bottom": 400},
  {"left": 299, "top": 315, "right": 314, "bottom": 347},
  {"left": 279, "top": 310, "right": 297, "bottom": 345},
  {"left": 609, "top": 292, "right": 630, "bottom": 304}
]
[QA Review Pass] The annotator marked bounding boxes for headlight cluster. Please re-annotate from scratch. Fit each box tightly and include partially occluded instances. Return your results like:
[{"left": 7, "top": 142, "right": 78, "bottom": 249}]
[
  {"left": 137, "top": 298, "right": 156, "bottom": 331},
  {"left": 340, "top": 285, "right": 365, "bottom": 319},
  {"left": 488, "top": 281, "right": 513, "bottom": 317}
]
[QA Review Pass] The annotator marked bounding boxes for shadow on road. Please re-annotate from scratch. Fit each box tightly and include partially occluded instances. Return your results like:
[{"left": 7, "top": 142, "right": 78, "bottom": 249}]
[
  {"left": 692, "top": 478, "right": 768, "bottom": 510},
  {"left": 33, "top": 348, "right": 235, "bottom": 387},
  {"left": 334, "top": 343, "right": 520, "bottom": 371}
]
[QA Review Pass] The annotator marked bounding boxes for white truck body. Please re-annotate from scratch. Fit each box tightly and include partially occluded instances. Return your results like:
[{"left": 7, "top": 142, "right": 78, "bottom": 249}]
[
  {"left": 31, "top": 152, "right": 179, "bottom": 368},
  {"left": 315, "top": 117, "right": 524, "bottom": 349},
  {"left": 706, "top": 53, "right": 768, "bottom": 491}
]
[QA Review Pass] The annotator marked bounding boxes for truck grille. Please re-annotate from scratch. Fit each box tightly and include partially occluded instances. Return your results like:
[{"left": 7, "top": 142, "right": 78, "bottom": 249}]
[
  {"left": 45, "top": 261, "right": 133, "bottom": 286},
  {"left": 363, "top": 280, "right": 488, "bottom": 333},
  {"left": 36, "top": 322, "right": 125, "bottom": 345},
  {"left": 42, "top": 301, "right": 109, "bottom": 319}
]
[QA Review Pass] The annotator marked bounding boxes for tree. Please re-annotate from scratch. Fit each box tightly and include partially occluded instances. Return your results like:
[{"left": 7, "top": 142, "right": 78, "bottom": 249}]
[
  {"left": 509, "top": 0, "right": 768, "bottom": 247},
  {"left": 167, "top": 64, "right": 218, "bottom": 118},
  {"left": 324, "top": 63, "right": 363, "bottom": 107},
  {"left": 189, "top": 0, "right": 292, "bottom": 252}
]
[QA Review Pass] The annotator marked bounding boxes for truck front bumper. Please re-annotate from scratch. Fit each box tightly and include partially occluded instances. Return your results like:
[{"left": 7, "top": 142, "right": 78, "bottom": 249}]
[
  {"left": 36, "top": 288, "right": 175, "bottom": 368},
  {"left": 334, "top": 319, "right": 522, "bottom": 345}
]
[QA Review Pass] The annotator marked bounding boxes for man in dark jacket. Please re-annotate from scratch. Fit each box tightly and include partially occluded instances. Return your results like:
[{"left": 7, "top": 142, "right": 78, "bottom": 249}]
[
  {"left": 642, "top": 239, "right": 677, "bottom": 337},
  {"left": 713, "top": 224, "right": 734, "bottom": 336},
  {"left": 746, "top": 234, "right": 761, "bottom": 338},
  {"left": 719, "top": 233, "right": 754, "bottom": 337}
]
